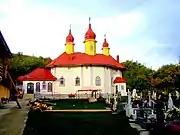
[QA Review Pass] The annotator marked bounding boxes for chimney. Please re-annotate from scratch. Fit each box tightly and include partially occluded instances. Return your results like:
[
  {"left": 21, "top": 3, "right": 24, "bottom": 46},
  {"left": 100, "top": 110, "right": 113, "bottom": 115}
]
[{"left": 116, "top": 55, "right": 119, "bottom": 62}]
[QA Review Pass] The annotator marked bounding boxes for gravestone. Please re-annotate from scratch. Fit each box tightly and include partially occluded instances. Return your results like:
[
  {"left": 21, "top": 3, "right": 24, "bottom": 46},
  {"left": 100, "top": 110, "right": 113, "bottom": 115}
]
[{"left": 125, "top": 90, "right": 132, "bottom": 117}]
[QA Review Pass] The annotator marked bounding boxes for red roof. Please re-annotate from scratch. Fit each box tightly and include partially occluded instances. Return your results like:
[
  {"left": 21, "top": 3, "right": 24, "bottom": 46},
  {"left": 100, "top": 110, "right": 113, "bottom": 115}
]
[
  {"left": 66, "top": 28, "right": 74, "bottom": 43},
  {"left": 113, "top": 77, "right": 126, "bottom": 83},
  {"left": 85, "top": 18, "right": 96, "bottom": 40},
  {"left": 46, "top": 52, "right": 125, "bottom": 69},
  {"left": 102, "top": 35, "right": 109, "bottom": 48},
  {"left": 17, "top": 68, "right": 56, "bottom": 81}
]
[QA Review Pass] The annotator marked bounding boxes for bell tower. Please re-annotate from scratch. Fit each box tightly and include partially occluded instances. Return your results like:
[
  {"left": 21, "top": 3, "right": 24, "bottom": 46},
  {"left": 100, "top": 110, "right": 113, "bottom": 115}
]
[{"left": 84, "top": 17, "right": 97, "bottom": 56}]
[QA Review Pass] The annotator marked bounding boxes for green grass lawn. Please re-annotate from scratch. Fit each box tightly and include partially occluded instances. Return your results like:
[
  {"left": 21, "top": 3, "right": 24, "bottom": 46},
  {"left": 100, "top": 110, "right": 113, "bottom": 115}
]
[
  {"left": 45, "top": 99, "right": 108, "bottom": 110},
  {"left": 23, "top": 111, "right": 139, "bottom": 135}
]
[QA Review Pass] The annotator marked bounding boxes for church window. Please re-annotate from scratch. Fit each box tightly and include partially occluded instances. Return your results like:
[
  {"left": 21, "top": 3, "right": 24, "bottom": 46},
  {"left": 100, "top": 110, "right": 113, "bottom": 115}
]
[
  {"left": 42, "top": 81, "right": 46, "bottom": 90},
  {"left": 48, "top": 82, "right": 53, "bottom": 92},
  {"left": 95, "top": 76, "right": 101, "bottom": 86},
  {"left": 121, "top": 85, "right": 124, "bottom": 90},
  {"left": 60, "top": 77, "right": 65, "bottom": 86},
  {"left": 35, "top": 82, "right": 40, "bottom": 92},
  {"left": 75, "top": 77, "right": 80, "bottom": 86}
]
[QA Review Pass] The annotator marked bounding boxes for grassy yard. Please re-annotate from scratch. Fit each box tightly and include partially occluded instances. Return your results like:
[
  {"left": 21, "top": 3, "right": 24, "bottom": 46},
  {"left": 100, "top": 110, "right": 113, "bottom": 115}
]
[
  {"left": 41, "top": 99, "right": 108, "bottom": 110},
  {"left": 51, "top": 99, "right": 107, "bottom": 110},
  {"left": 23, "top": 110, "right": 139, "bottom": 135}
]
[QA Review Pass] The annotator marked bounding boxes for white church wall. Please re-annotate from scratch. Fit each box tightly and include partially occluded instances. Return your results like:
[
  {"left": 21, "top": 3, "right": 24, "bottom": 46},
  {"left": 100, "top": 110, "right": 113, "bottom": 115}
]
[
  {"left": 52, "top": 67, "right": 82, "bottom": 94},
  {"left": 114, "top": 83, "right": 127, "bottom": 96},
  {"left": 82, "top": 66, "right": 91, "bottom": 87},
  {"left": 104, "top": 67, "right": 111, "bottom": 94},
  {"left": 110, "top": 69, "right": 123, "bottom": 93},
  {"left": 92, "top": 66, "right": 105, "bottom": 92},
  {"left": 52, "top": 66, "right": 105, "bottom": 94},
  {"left": 51, "top": 66, "right": 125, "bottom": 95},
  {"left": 120, "top": 83, "right": 127, "bottom": 96},
  {"left": 23, "top": 81, "right": 54, "bottom": 95}
]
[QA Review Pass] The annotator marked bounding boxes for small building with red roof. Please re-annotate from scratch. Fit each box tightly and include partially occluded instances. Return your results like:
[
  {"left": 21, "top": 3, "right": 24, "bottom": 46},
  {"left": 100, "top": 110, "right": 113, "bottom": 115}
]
[
  {"left": 18, "top": 18, "right": 127, "bottom": 97},
  {"left": 17, "top": 68, "right": 56, "bottom": 94}
]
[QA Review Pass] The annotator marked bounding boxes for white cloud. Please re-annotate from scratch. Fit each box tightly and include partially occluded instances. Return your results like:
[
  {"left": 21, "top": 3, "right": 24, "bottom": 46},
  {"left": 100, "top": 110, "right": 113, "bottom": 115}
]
[{"left": 1, "top": 0, "right": 168, "bottom": 69}]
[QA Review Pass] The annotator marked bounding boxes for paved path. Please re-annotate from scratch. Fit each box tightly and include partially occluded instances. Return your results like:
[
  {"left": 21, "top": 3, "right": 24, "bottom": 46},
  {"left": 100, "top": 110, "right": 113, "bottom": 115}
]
[{"left": 0, "top": 100, "right": 29, "bottom": 135}]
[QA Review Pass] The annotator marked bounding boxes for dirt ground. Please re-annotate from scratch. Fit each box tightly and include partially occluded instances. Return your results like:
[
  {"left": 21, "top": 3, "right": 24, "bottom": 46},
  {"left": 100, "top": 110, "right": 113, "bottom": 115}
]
[{"left": 0, "top": 100, "right": 29, "bottom": 135}]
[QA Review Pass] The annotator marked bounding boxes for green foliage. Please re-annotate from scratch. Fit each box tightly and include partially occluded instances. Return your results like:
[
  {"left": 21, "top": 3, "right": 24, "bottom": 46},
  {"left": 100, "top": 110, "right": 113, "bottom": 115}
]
[
  {"left": 153, "top": 64, "right": 180, "bottom": 91},
  {"left": 8, "top": 53, "right": 50, "bottom": 81},
  {"left": 122, "top": 60, "right": 153, "bottom": 91},
  {"left": 122, "top": 60, "right": 180, "bottom": 92}
]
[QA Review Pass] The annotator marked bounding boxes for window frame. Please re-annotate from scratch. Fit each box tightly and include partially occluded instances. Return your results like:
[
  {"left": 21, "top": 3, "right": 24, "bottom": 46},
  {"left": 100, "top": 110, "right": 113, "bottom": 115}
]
[
  {"left": 47, "top": 82, "right": 53, "bottom": 92},
  {"left": 95, "top": 76, "right": 101, "bottom": 86},
  {"left": 35, "top": 82, "right": 40, "bottom": 92},
  {"left": 121, "top": 85, "right": 124, "bottom": 90},
  {"left": 59, "top": 76, "right": 65, "bottom": 87},
  {"left": 42, "top": 81, "right": 47, "bottom": 90},
  {"left": 75, "top": 76, "right": 80, "bottom": 86}
]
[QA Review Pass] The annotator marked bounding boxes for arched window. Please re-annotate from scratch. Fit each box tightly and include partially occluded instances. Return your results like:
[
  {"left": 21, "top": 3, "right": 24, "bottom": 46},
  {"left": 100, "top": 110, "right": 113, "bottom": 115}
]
[
  {"left": 35, "top": 82, "right": 40, "bottom": 92},
  {"left": 60, "top": 76, "right": 65, "bottom": 86},
  {"left": 42, "top": 81, "right": 46, "bottom": 90},
  {"left": 95, "top": 76, "right": 101, "bottom": 86},
  {"left": 48, "top": 82, "right": 53, "bottom": 92},
  {"left": 75, "top": 77, "right": 80, "bottom": 86}
]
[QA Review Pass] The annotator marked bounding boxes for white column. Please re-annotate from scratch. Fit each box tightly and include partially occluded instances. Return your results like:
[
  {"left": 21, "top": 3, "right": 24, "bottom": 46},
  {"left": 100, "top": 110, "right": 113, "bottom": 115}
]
[
  {"left": 81, "top": 66, "right": 84, "bottom": 87},
  {"left": 108, "top": 69, "right": 111, "bottom": 94},
  {"left": 23, "top": 81, "right": 27, "bottom": 94},
  {"left": 90, "top": 66, "right": 93, "bottom": 86},
  {"left": 104, "top": 67, "right": 106, "bottom": 95}
]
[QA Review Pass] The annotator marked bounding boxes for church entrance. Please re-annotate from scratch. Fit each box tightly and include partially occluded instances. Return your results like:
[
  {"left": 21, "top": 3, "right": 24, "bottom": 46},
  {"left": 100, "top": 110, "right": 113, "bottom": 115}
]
[
  {"left": 27, "top": 82, "right": 34, "bottom": 94},
  {"left": 115, "top": 85, "right": 118, "bottom": 94}
]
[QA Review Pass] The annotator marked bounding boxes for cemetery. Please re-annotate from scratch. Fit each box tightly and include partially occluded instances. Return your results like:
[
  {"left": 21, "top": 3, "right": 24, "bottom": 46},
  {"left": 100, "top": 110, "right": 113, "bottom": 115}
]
[{"left": 20, "top": 89, "right": 180, "bottom": 135}]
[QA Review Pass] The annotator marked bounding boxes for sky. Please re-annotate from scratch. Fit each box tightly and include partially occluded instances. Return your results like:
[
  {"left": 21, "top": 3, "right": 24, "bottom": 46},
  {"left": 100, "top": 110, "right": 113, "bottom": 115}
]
[{"left": 0, "top": 0, "right": 180, "bottom": 69}]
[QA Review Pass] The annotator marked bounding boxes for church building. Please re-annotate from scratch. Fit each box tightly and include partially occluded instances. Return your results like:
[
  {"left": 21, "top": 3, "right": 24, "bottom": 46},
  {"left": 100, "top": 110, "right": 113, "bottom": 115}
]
[{"left": 18, "top": 18, "right": 127, "bottom": 97}]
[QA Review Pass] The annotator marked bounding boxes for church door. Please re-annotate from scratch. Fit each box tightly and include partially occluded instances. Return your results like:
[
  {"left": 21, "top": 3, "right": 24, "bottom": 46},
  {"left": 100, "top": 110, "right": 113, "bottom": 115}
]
[
  {"left": 27, "top": 83, "right": 34, "bottom": 94},
  {"left": 115, "top": 85, "right": 118, "bottom": 94}
]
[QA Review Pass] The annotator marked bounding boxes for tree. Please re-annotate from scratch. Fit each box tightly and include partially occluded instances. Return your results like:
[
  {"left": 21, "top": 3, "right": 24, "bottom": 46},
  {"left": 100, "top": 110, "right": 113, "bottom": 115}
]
[
  {"left": 8, "top": 53, "right": 48, "bottom": 81},
  {"left": 152, "top": 64, "right": 180, "bottom": 93},
  {"left": 122, "top": 60, "right": 154, "bottom": 91}
]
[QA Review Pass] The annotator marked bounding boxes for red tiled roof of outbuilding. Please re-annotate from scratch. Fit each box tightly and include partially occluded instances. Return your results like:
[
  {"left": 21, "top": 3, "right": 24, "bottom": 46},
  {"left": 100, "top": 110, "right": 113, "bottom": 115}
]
[{"left": 17, "top": 68, "right": 56, "bottom": 81}]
